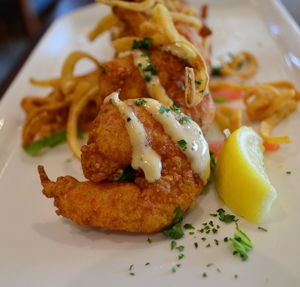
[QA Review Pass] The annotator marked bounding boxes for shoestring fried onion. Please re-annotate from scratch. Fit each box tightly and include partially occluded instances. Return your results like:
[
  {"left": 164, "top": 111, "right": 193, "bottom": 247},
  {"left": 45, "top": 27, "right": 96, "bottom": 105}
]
[{"left": 211, "top": 80, "right": 299, "bottom": 144}]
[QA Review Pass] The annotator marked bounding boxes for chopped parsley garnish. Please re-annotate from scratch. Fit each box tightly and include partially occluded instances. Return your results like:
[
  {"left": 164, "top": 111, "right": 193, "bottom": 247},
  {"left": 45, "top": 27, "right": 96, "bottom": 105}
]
[
  {"left": 147, "top": 238, "right": 152, "bottom": 244},
  {"left": 234, "top": 274, "right": 239, "bottom": 279},
  {"left": 206, "top": 263, "right": 213, "bottom": 267},
  {"left": 170, "top": 106, "right": 181, "bottom": 114},
  {"left": 176, "top": 264, "right": 181, "bottom": 268},
  {"left": 129, "top": 264, "right": 134, "bottom": 271},
  {"left": 184, "top": 223, "right": 195, "bottom": 230},
  {"left": 201, "top": 237, "right": 206, "bottom": 241},
  {"left": 212, "top": 228, "right": 218, "bottom": 234},
  {"left": 189, "top": 232, "right": 195, "bottom": 235},
  {"left": 217, "top": 208, "right": 237, "bottom": 223},
  {"left": 213, "top": 97, "right": 228, "bottom": 103},
  {"left": 195, "top": 80, "right": 202, "bottom": 85},
  {"left": 207, "top": 152, "right": 216, "bottom": 184},
  {"left": 178, "top": 254, "right": 185, "bottom": 260},
  {"left": 214, "top": 239, "right": 219, "bottom": 246},
  {"left": 134, "top": 99, "right": 147, "bottom": 106},
  {"left": 115, "top": 166, "right": 136, "bottom": 182},
  {"left": 224, "top": 237, "right": 229, "bottom": 242},
  {"left": 180, "top": 116, "right": 190, "bottom": 124},
  {"left": 177, "top": 139, "right": 187, "bottom": 151},
  {"left": 210, "top": 213, "right": 217, "bottom": 217},
  {"left": 163, "top": 207, "right": 184, "bottom": 239},
  {"left": 143, "top": 60, "right": 158, "bottom": 75},
  {"left": 231, "top": 223, "right": 253, "bottom": 261},
  {"left": 171, "top": 240, "right": 177, "bottom": 250},
  {"left": 194, "top": 242, "right": 198, "bottom": 248},
  {"left": 211, "top": 65, "right": 222, "bottom": 76},
  {"left": 159, "top": 105, "right": 170, "bottom": 114},
  {"left": 216, "top": 268, "right": 221, "bottom": 273},
  {"left": 209, "top": 220, "right": 214, "bottom": 227},
  {"left": 132, "top": 37, "right": 153, "bottom": 51},
  {"left": 258, "top": 226, "right": 268, "bottom": 232},
  {"left": 286, "top": 171, "right": 292, "bottom": 174},
  {"left": 145, "top": 262, "right": 150, "bottom": 266},
  {"left": 206, "top": 244, "right": 211, "bottom": 248},
  {"left": 129, "top": 272, "right": 135, "bottom": 276},
  {"left": 25, "top": 129, "right": 67, "bottom": 156},
  {"left": 144, "top": 74, "right": 152, "bottom": 82},
  {"left": 176, "top": 245, "right": 184, "bottom": 252},
  {"left": 202, "top": 272, "right": 207, "bottom": 278},
  {"left": 100, "top": 65, "right": 107, "bottom": 74}
]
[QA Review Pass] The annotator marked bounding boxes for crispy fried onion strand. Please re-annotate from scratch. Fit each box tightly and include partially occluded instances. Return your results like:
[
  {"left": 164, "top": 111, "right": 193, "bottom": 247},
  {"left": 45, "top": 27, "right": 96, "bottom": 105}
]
[
  {"left": 113, "top": 4, "right": 209, "bottom": 106},
  {"left": 220, "top": 51, "right": 258, "bottom": 79},
  {"left": 215, "top": 106, "right": 242, "bottom": 133},
  {"left": 22, "top": 52, "right": 101, "bottom": 158},
  {"left": 211, "top": 80, "right": 299, "bottom": 144}
]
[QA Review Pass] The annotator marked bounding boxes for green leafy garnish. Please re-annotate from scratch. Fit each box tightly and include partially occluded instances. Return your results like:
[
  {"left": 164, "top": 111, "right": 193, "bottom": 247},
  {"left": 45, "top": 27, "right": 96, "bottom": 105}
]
[
  {"left": 217, "top": 208, "right": 237, "bottom": 223},
  {"left": 115, "top": 166, "right": 136, "bottom": 182},
  {"left": 211, "top": 65, "right": 222, "bottom": 76},
  {"left": 143, "top": 61, "right": 158, "bottom": 75},
  {"left": 147, "top": 238, "right": 152, "bottom": 244},
  {"left": 180, "top": 116, "right": 190, "bottom": 124},
  {"left": 286, "top": 171, "right": 291, "bottom": 174},
  {"left": 163, "top": 207, "right": 185, "bottom": 239},
  {"left": 100, "top": 65, "right": 107, "bottom": 74},
  {"left": 132, "top": 37, "right": 153, "bottom": 51},
  {"left": 195, "top": 80, "right": 202, "bottom": 85},
  {"left": 177, "top": 139, "right": 187, "bottom": 151},
  {"left": 183, "top": 223, "right": 195, "bottom": 230},
  {"left": 207, "top": 152, "right": 216, "bottom": 184},
  {"left": 178, "top": 254, "right": 184, "bottom": 260},
  {"left": 144, "top": 74, "right": 152, "bottom": 82},
  {"left": 170, "top": 106, "right": 181, "bottom": 114},
  {"left": 171, "top": 240, "right": 177, "bottom": 250},
  {"left": 194, "top": 242, "right": 198, "bottom": 248},
  {"left": 230, "top": 223, "right": 253, "bottom": 261},
  {"left": 213, "top": 97, "right": 228, "bottom": 103},
  {"left": 25, "top": 130, "right": 67, "bottom": 156},
  {"left": 134, "top": 99, "right": 147, "bottom": 106},
  {"left": 202, "top": 272, "right": 207, "bottom": 278},
  {"left": 258, "top": 226, "right": 268, "bottom": 232},
  {"left": 159, "top": 105, "right": 170, "bottom": 114},
  {"left": 176, "top": 245, "right": 184, "bottom": 252}
]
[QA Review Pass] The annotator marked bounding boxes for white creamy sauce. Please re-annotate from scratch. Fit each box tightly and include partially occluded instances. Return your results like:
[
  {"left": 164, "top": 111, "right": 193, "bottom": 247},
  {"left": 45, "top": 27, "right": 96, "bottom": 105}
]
[
  {"left": 119, "top": 50, "right": 172, "bottom": 106},
  {"left": 142, "top": 99, "right": 211, "bottom": 184},
  {"left": 104, "top": 92, "right": 162, "bottom": 182}
]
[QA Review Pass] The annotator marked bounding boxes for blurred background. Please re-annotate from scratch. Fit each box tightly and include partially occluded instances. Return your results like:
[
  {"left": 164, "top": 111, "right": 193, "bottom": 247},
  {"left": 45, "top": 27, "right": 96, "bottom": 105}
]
[{"left": 0, "top": 0, "right": 299, "bottom": 93}]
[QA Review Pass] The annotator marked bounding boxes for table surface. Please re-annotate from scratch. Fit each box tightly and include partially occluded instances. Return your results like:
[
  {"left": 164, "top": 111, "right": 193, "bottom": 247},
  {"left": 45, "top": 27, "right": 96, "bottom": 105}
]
[{"left": 0, "top": 0, "right": 299, "bottom": 98}]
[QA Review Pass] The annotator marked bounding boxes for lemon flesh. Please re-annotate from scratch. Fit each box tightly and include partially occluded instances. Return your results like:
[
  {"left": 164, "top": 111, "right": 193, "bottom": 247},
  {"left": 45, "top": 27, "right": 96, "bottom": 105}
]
[{"left": 215, "top": 126, "right": 277, "bottom": 224}]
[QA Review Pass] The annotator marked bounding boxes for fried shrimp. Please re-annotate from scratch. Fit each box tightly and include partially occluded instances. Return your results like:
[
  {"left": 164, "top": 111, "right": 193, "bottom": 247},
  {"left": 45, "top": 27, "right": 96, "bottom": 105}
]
[{"left": 38, "top": 94, "right": 211, "bottom": 233}]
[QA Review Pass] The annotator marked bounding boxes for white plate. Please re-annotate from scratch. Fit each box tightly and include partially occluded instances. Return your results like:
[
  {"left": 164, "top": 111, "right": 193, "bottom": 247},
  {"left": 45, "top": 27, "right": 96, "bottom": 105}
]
[{"left": 1, "top": 0, "right": 300, "bottom": 286}]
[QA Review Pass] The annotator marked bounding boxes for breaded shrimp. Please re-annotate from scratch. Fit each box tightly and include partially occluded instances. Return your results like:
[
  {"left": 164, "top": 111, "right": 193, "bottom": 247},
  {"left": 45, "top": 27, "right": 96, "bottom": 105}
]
[{"left": 39, "top": 99, "right": 205, "bottom": 233}]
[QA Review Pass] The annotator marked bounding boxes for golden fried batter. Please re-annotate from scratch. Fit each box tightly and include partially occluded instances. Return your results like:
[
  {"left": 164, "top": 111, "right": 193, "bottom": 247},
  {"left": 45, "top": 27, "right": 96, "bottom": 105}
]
[{"left": 39, "top": 100, "right": 204, "bottom": 233}]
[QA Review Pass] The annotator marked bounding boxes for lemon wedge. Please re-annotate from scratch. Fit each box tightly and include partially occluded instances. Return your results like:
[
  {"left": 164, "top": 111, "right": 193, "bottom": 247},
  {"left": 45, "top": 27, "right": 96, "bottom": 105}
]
[{"left": 215, "top": 126, "right": 277, "bottom": 224}]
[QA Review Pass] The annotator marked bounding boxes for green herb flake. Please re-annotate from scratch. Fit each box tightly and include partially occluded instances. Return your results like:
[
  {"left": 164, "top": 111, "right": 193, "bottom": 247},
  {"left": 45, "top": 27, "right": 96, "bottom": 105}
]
[
  {"left": 198, "top": 117, "right": 203, "bottom": 126},
  {"left": 206, "top": 263, "right": 213, "bottom": 267},
  {"left": 176, "top": 264, "right": 181, "bottom": 268},
  {"left": 129, "top": 264, "right": 134, "bottom": 271},
  {"left": 209, "top": 220, "right": 214, "bottom": 227},
  {"left": 195, "top": 80, "right": 202, "bottom": 85},
  {"left": 159, "top": 105, "right": 170, "bottom": 114},
  {"left": 210, "top": 213, "right": 217, "bottom": 217},
  {"left": 207, "top": 152, "right": 216, "bottom": 184},
  {"left": 258, "top": 226, "right": 268, "bottom": 232},
  {"left": 201, "top": 237, "right": 206, "bottom": 241},
  {"left": 144, "top": 74, "right": 152, "bottom": 82},
  {"left": 212, "top": 228, "right": 218, "bottom": 234},
  {"left": 100, "top": 65, "right": 107, "bottom": 74},
  {"left": 171, "top": 240, "right": 177, "bottom": 250},
  {"left": 129, "top": 272, "right": 135, "bottom": 276},
  {"left": 206, "top": 244, "right": 211, "bottom": 248},
  {"left": 213, "top": 97, "right": 228, "bottom": 103},
  {"left": 194, "top": 242, "right": 198, "bottom": 249},
  {"left": 115, "top": 166, "right": 136, "bottom": 182},
  {"left": 286, "top": 171, "right": 292, "bottom": 174},
  {"left": 147, "top": 238, "right": 152, "bottom": 244},
  {"left": 224, "top": 237, "right": 229, "bottom": 242},
  {"left": 234, "top": 274, "right": 239, "bottom": 279},
  {"left": 143, "top": 60, "right": 158, "bottom": 75},
  {"left": 214, "top": 239, "right": 219, "bottom": 246},
  {"left": 211, "top": 65, "right": 222, "bottom": 76},
  {"left": 178, "top": 254, "right": 185, "bottom": 260},
  {"left": 184, "top": 223, "right": 195, "bottom": 230},
  {"left": 176, "top": 245, "right": 184, "bottom": 252},
  {"left": 231, "top": 223, "right": 253, "bottom": 261},
  {"left": 163, "top": 207, "right": 184, "bottom": 239},
  {"left": 217, "top": 208, "right": 237, "bottom": 223},
  {"left": 216, "top": 268, "right": 221, "bottom": 273},
  {"left": 25, "top": 129, "right": 67, "bottom": 156},
  {"left": 177, "top": 139, "right": 187, "bottom": 151},
  {"left": 170, "top": 106, "right": 181, "bottom": 114},
  {"left": 202, "top": 272, "right": 207, "bottom": 278},
  {"left": 180, "top": 116, "right": 190, "bottom": 124},
  {"left": 134, "top": 99, "right": 147, "bottom": 106},
  {"left": 145, "top": 262, "right": 150, "bottom": 266},
  {"left": 189, "top": 232, "right": 195, "bottom": 235},
  {"left": 132, "top": 37, "right": 153, "bottom": 51},
  {"left": 182, "top": 58, "right": 189, "bottom": 64}
]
